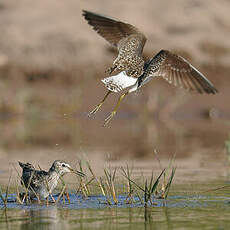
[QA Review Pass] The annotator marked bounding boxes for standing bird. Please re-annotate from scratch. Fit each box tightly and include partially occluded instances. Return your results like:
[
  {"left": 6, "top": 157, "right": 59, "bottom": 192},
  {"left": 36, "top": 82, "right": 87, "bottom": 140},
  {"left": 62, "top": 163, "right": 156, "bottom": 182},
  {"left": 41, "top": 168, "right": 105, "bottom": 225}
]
[
  {"left": 82, "top": 10, "right": 218, "bottom": 126},
  {"left": 19, "top": 160, "right": 85, "bottom": 199}
]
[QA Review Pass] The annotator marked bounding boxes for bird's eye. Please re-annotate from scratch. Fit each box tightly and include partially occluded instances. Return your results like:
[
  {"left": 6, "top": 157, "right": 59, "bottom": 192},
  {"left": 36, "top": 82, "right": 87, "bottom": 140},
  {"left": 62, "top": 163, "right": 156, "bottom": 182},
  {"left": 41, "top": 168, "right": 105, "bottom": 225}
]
[{"left": 62, "top": 164, "right": 66, "bottom": 167}]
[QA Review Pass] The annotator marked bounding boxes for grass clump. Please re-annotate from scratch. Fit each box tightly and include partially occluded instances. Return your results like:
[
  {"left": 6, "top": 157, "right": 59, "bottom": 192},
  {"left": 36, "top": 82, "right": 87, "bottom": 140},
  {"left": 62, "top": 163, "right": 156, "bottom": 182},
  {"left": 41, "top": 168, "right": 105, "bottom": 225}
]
[
  {"left": 75, "top": 157, "right": 176, "bottom": 206},
  {"left": 76, "top": 160, "right": 119, "bottom": 205},
  {"left": 0, "top": 156, "right": 177, "bottom": 208}
]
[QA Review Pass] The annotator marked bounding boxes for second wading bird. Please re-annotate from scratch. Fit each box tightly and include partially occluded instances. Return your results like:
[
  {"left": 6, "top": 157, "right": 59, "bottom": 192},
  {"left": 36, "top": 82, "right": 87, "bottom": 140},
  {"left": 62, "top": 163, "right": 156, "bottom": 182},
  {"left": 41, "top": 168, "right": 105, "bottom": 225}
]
[
  {"left": 19, "top": 160, "right": 85, "bottom": 200},
  {"left": 82, "top": 10, "right": 218, "bottom": 126}
]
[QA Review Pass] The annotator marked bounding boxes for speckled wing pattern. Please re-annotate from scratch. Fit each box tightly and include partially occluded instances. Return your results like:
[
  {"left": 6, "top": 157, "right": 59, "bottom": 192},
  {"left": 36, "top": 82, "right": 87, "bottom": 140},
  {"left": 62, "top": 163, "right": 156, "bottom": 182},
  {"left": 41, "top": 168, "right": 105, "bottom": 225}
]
[
  {"left": 139, "top": 50, "right": 218, "bottom": 94},
  {"left": 19, "top": 162, "right": 48, "bottom": 190},
  {"left": 82, "top": 10, "right": 146, "bottom": 77}
]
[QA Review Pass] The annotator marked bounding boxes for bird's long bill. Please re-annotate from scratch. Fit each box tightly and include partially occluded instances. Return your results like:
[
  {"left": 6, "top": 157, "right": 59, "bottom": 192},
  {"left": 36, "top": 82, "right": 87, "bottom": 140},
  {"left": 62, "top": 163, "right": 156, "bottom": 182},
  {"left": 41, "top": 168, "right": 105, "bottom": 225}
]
[
  {"left": 75, "top": 170, "right": 86, "bottom": 177},
  {"left": 68, "top": 166, "right": 85, "bottom": 177}
]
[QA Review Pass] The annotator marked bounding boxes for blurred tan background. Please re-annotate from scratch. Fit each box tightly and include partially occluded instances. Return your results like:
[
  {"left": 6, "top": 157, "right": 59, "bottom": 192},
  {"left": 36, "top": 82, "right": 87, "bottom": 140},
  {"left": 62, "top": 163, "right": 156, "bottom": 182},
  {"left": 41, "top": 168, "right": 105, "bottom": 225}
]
[{"left": 0, "top": 0, "right": 229, "bottom": 181}]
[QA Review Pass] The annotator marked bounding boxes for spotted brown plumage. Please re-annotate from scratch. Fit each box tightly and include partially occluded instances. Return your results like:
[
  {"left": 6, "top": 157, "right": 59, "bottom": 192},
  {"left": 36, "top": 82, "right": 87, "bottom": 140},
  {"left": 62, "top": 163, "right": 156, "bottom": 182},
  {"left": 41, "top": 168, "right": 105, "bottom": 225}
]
[
  {"left": 82, "top": 10, "right": 146, "bottom": 77},
  {"left": 83, "top": 10, "right": 218, "bottom": 126}
]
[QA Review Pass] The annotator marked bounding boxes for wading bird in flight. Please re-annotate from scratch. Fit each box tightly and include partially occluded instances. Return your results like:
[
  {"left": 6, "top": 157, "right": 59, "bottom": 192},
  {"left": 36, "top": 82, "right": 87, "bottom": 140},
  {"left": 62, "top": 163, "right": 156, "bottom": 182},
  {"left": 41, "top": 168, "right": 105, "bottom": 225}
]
[{"left": 82, "top": 10, "right": 218, "bottom": 126}]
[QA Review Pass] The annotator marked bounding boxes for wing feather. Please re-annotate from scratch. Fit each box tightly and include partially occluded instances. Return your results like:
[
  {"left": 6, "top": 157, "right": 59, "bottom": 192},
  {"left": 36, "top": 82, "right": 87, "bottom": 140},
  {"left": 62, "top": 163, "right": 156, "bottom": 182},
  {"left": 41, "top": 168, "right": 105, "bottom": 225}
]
[
  {"left": 178, "top": 71, "right": 188, "bottom": 90},
  {"left": 140, "top": 50, "right": 218, "bottom": 94},
  {"left": 82, "top": 10, "right": 146, "bottom": 51},
  {"left": 83, "top": 10, "right": 147, "bottom": 77}
]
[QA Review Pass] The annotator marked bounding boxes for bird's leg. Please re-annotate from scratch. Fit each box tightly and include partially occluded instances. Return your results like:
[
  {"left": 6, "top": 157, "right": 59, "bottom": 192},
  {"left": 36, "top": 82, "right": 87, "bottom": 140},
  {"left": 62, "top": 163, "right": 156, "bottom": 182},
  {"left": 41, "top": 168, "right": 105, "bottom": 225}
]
[
  {"left": 103, "top": 91, "right": 129, "bottom": 127},
  {"left": 50, "top": 194, "right": 56, "bottom": 203},
  {"left": 88, "top": 91, "right": 112, "bottom": 117},
  {"left": 65, "top": 188, "right": 71, "bottom": 203}
]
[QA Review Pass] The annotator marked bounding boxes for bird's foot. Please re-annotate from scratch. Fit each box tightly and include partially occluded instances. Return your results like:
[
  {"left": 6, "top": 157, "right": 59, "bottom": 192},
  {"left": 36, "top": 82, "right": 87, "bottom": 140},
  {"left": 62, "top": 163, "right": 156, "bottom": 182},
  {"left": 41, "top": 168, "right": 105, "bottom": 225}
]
[
  {"left": 103, "top": 111, "right": 116, "bottom": 127},
  {"left": 88, "top": 104, "right": 102, "bottom": 117}
]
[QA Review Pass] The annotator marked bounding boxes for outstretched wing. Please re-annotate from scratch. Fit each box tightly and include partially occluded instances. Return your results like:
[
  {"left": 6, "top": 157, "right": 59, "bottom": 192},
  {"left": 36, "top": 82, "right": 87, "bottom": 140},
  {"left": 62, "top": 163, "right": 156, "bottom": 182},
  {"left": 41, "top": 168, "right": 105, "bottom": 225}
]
[
  {"left": 82, "top": 10, "right": 146, "bottom": 77},
  {"left": 140, "top": 50, "right": 218, "bottom": 94},
  {"left": 82, "top": 10, "right": 146, "bottom": 51}
]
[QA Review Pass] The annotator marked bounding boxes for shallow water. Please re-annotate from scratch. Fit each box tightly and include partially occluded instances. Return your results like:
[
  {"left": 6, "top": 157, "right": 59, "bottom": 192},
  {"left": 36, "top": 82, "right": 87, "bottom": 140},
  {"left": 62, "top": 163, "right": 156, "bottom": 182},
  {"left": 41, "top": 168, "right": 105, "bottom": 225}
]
[
  {"left": 0, "top": 67, "right": 227, "bottom": 229},
  {"left": 1, "top": 181, "right": 230, "bottom": 230}
]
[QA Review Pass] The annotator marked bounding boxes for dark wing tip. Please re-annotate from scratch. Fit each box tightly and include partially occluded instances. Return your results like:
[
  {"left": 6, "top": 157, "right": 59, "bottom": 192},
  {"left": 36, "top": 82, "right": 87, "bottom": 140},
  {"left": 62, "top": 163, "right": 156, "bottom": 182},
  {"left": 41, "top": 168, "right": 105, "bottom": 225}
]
[
  {"left": 206, "top": 86, "right": 218, "bottom": 94},
  {"left": 82, "top": 10, "right": 102, "bottom": 17},
  {"left": 82, "top": 9, "right": 87, "bottom": 15},
  {"left": 82, "top": 10, "right": 113, "bottom": 23},
  {"left": 82, "top": 10, "right": 95, "bottom": 23},
  {"left": 82, "top": 10, "right": 97, "bottom": 19},
  {"left": 190, "top": 66, "right": 218, "bottom": 95},
  {"left": 82, "top": 10, "right": 90, "bottom": 19},
  {"left": 82, "top": 10, "right": 95, "bottom": 16},
  {"left": 82, "top": 10, "right": 97, "bottom": 23}
]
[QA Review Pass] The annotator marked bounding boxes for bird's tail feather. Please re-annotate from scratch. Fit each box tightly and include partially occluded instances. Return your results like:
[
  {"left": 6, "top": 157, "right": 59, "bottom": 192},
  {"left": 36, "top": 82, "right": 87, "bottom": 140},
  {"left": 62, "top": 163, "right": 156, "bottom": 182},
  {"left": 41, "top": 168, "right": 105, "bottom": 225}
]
[{"left": 18, "top": 161, "right": 25, "bottom": 168}]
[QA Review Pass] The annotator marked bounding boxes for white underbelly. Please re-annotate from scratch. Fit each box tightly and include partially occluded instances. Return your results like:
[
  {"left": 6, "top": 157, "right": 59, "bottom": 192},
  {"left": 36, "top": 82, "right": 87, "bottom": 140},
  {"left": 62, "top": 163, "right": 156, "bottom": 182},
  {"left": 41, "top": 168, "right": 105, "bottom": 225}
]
[{"left": 101, "top": 71, "right": 137, "bottom": 92}]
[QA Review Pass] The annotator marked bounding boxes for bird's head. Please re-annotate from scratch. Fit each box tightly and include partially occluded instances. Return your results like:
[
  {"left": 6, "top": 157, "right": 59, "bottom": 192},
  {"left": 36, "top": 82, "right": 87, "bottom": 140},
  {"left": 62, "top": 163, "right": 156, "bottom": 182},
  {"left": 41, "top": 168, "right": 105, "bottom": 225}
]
[{"left": 50, "top": 160, "right": 85, "bottom": 177}]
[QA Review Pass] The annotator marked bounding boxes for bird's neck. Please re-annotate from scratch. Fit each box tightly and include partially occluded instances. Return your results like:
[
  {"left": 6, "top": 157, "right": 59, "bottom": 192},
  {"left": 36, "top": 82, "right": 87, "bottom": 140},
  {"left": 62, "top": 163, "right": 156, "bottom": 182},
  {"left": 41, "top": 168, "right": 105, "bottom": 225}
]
[
  {"left": 47, "top": 170, "right": 62, "bottom": 192},
  {"left": 48, "top": 168, "right": 63, "bottom": 178}
]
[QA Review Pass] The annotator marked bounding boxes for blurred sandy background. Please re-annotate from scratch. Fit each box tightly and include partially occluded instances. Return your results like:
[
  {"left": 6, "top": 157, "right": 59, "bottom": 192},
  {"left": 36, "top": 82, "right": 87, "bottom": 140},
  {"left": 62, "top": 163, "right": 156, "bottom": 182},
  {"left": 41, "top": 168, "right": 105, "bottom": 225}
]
[{"left": 0, "top": 0, "right": 229, "bottom": 183}]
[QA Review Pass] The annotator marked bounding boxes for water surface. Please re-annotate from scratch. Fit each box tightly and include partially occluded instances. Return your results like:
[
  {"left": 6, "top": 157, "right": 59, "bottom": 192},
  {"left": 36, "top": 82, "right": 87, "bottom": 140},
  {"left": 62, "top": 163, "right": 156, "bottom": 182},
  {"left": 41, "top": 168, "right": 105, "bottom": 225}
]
[{"left": 0, "top": 181, "right": 230, "bottom": 230}]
